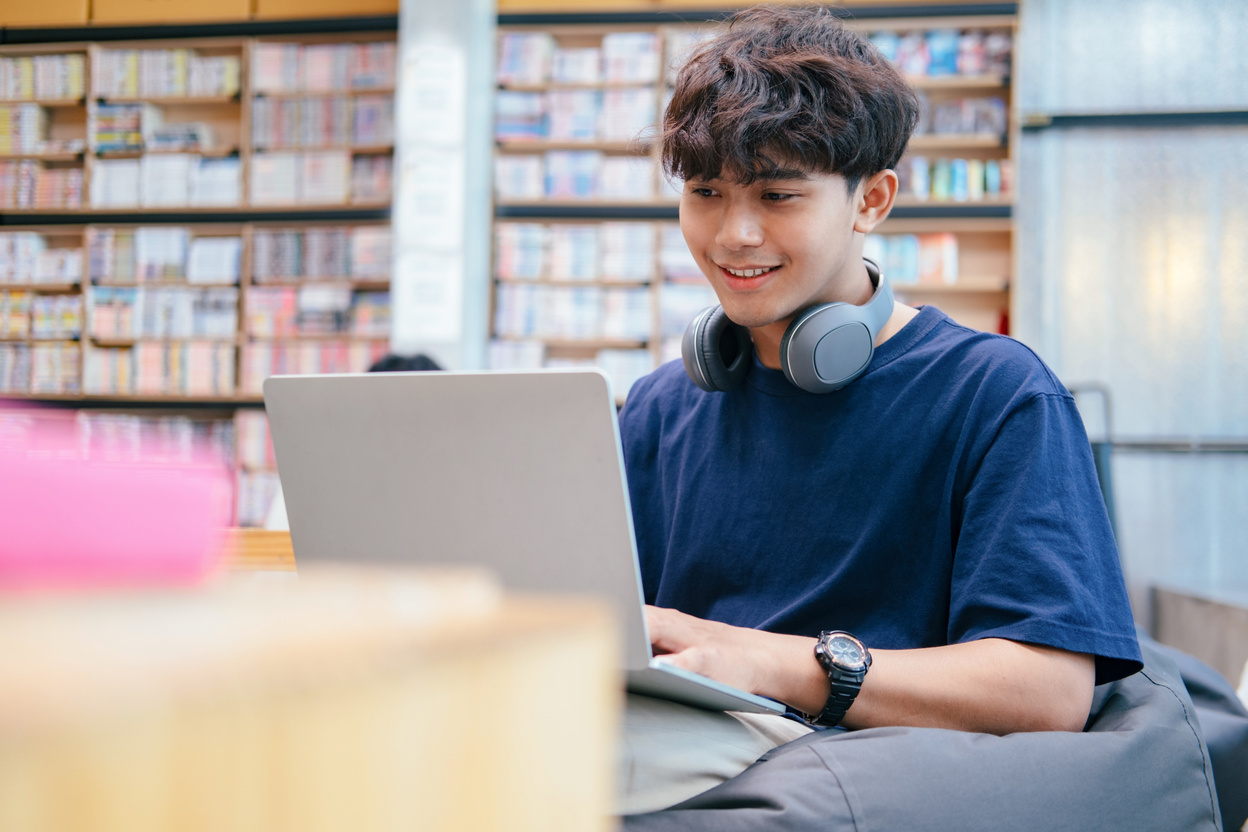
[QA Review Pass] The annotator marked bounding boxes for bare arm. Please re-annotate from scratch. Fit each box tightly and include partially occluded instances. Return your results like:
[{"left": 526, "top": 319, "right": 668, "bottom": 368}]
[{"left": 646, "top": 605, "right": 1096, "bottom": 734}]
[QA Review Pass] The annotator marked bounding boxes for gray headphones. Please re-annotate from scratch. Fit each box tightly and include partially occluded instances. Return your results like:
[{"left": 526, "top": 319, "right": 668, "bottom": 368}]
[{"left": 681, "top": 258, "right": 894, "bottom": 394}]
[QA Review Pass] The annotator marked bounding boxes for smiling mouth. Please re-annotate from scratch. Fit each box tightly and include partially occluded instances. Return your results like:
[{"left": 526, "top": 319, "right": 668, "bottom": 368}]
[{"left": 721, "top": 265, "right": 781, "bottom": 278}]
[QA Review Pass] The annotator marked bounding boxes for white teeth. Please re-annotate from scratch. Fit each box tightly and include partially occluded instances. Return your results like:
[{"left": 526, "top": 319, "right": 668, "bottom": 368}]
[{"left": 725, "top": 266, "right": 774, "bottom": 278}]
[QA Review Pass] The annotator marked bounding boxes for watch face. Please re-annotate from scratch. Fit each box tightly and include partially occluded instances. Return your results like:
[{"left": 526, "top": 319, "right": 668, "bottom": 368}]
[{"left": 828, "top": 635, "right": 867, "bottom": 671}]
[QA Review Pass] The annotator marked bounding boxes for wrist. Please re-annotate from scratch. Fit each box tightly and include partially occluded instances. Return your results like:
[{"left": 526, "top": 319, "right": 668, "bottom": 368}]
[
  {"left": 749, "top": 631, "right": 829, "bottom": 716},
  {"left": 809, "top": 631, "right": 872, "bottom": 727}
]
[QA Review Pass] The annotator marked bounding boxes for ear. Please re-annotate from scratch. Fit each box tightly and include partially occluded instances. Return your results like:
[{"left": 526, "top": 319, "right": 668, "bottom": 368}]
[{"left": 852, "top": 169, "right": 899, "bottom": 235}]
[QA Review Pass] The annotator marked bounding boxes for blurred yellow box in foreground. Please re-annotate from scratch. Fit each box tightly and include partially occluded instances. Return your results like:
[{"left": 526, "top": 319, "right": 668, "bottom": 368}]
[{"left": 0, "top": 566, "right": 619, "bottom": 832}]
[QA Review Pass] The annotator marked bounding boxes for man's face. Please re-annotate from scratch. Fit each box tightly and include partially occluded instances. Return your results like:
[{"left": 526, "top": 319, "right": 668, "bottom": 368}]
[{"left": 679, "top": 169, "right": 866, "bottom": 331}]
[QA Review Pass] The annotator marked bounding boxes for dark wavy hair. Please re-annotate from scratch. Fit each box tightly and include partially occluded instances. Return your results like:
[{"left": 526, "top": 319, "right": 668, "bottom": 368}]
[{"left": 662, "top": 5, "right": 920, "bottom": 191}]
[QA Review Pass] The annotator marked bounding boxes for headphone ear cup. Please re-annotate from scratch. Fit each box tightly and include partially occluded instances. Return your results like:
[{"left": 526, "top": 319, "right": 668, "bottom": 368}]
[{"left": 682, "top": 306, "right": 753, "bottom": 392}]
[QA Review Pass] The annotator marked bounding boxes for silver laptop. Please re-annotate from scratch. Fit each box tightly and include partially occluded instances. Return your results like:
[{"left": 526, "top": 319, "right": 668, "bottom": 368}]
[{"left": 263, "top": 369, "right": 784, "bottom": 715}]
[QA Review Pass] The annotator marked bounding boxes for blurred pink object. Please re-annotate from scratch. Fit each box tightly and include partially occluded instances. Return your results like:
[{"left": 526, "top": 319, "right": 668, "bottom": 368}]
[{"left": 0, "top": 403, "right": 232, "bottom": 589}]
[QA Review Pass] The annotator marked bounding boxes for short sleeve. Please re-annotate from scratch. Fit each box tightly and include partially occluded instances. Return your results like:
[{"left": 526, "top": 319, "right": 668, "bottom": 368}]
[{"left": 950, "top": 392, "right": 1142, "bottom": 684}]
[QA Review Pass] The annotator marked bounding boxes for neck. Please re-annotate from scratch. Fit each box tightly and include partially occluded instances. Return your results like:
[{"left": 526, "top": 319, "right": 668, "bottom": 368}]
[{"left": 751, "top": 260, "right": 913, "bottom": 371}]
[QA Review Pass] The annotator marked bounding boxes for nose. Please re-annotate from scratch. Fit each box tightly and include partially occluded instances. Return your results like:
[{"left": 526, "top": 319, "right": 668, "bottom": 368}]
[{"left": 715, "top": 200, "right": 765, "bottom": 250}]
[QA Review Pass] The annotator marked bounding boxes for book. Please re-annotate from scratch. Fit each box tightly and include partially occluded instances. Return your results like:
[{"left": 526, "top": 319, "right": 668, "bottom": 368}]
[
  {"left": 496, "top": 33, "right": 554, "bottom": 86},
  {"left": 917, "top": 233, "right": 959, "bottom": 284},
  {"left": 90, "top": 155, "right": 238, "bottom": 208},
  {"left": 189, "top": 158, "right": 241, "bottom": 207},
  {"left": 547, "top": 224, "right": 600, "bottom": 281},
  {"left": 140, "top": 153, "right": 194, "bottom": 207},
  {"left": 494, "top": 91, "right": 546, "bottom": 142},
  {"left": 598, "top": 222, "right": 654, "bottom": 282},
  {"left": 235, "top": 409, "right": 276, "bottom": 471},
  {"left": 544, "top": 150, "right": 601, "bottom": 198},
  {"left": 186, "top": 237, "right": 242, "bottom": 285},
  {"left": 601, "top": 32, "right": 659, "bottom": 82},
  {"left": 926, "top": 30, "right": 960, "bottom": 76},
  {"left": 597, "top": 155, "right": 654, "bottom": 199},
  {"left": 0, "top": 233, "right": 81, "bottom": 284},
  {"left": 551, "top": 48, "right": 601, "bottom": 84},
  {"left": 0, "top": 343, "right": 30, "bottom": 391},
  {"left": 487, "top": 339, "right": 545, "bottom": 369},
  {"left": 29, "top": 341, "right": 80, "bottom": 393},
  {"left": 240, "top": 340, "right": 388, "bottom": 395},
  {"left": 350, "top": 154, "right": 391, "bottom": 203},
  {"left": 546, "top": 90, "right": 601, "bottom": 141},
  {"left": 495, "top": 154, "right": 544, "bottom": 200},
  {"left": 349, "top": 227, "right": 391, "bottom": 278},
  {"left": 350, "top": 291, "right": 390, "bottom": 337},
  {"left": 599, "top": 88, "right": 656, "bottom": 142},
  {"left": 0, "top": 54, "right": 85, "bottom": 101},
  {"left": 0, "top": 161, "right": 82, "bottom": 209},
  {"left": 494, "top": 223, "right": 548, "bottom": 280},
  {"left": 30, "top": 294, "right": 81, "bottom": 339},
  {"left": 93, "top": 48, "right": 240, "bottom": 98},
  {"left": 250, "top": 151, "right": 350, "bottom": 205},
  {"left": 0, "top": 103, "right": 46, "bottom": 154},
  {"left": 252, "top": 226, "right": 388, "bottom": 280},
  {"left": 87, "top": 286, "right": 239, "bottom": 339},
  {"left": 0, "top": 290, "right": 30, "bottom": 337},
  {"left": 249, "top": 152, "right": 299, "bottom": 205},
  {"left": 494, "top": 283, "right": 652, "bottom": 341},
  {"left": 252, "top": 42, "right": 395, "bottom": 94}
]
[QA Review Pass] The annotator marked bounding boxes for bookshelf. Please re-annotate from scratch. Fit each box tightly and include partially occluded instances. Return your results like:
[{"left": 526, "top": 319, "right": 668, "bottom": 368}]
[
  {"left": 0, "top": 217, "right": 390, "bottom": 525},
  {"left": 0, "top": 33, "right": 396, "bottom": 212},
  {"left": 488, "top": 9, "right": 1019, "bottom": 394},
  {"left": 0, "top": 26, "right": 400, "bottom": 527}
]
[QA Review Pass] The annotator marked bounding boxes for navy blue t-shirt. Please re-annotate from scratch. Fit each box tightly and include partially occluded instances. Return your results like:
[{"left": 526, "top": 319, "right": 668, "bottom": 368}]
[{"left": 619, "top": 306, "right": 1142, "bottom": 685}]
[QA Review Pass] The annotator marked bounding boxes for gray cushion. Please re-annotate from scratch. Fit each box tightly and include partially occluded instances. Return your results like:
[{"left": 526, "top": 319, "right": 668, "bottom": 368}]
[{"left": 625, "top": 637, "right": 1221, "bottom": 831}]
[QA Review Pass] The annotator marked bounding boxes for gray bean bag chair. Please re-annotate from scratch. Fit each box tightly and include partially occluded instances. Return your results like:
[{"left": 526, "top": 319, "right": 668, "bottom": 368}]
[{"left": 626, "top": 636, "right": 1239, "bottom": 831}]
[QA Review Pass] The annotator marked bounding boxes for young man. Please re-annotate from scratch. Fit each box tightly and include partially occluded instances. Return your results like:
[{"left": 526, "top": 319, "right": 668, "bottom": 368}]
[{"left": 615, "top": 5, "right": 1141, "bottom": 814}]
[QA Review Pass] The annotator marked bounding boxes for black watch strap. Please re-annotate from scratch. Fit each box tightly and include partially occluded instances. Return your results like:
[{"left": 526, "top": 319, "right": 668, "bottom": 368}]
[{"left": 812, "top": 630, "right": 871, "bottom": 727}]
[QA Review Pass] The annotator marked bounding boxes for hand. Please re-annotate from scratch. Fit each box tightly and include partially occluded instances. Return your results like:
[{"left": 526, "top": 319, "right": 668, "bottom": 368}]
[{"left": 645, "top": 605, "right": 820, "bottom": 706}]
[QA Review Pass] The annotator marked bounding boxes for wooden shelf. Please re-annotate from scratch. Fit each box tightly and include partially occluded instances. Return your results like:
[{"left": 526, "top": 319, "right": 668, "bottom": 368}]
[
  {"left": 245, "top": 333, "right": 389, "bottom": 341},
  {"left": 0, "top": 391, "right": 263, "bottom": 404},
  {"left": 253, "top": 144, "right": 394, "bottom": 154},
  {"left": 90, "top": 337, "right": 240, "bottom": 347},
  {"left": 251, "top": 86, "right": 396, "bottom": 98},
  {"left": 0, "top": 152, "right": 83, "bottom": 161},
  {"left": 496, "top": 337, "right": 648, "bottom": 350},
  {"left": 0, "top": 99, "right": 85, "bottom": 108},
  {"left": 905, "top": 74, "right": 1009, "bottom": 91},
  {"left": 250, "top": 278, "right": 390, "bottom": 288},
  {"left": 95, "top": 147, "right": 240, "bottom": 158},
  {"left": 893, "top": 196, "right": 1013, "bottom": 209},
  {"left": 908, "top": 134, "right": 1007, "bottom": 150},
  {"left": 496, "top": 277, "right": 651, "bottom": 288},
  {"left": 496, "top": 140, "right": 646, "bottom": 152},
  {"left": 496, "top": 198, "right": 662, "bottom": 208},
  {"left": 498, "top": 81, "right": 656, "bottom": 92},
  {"left": 892, "top": 278, "right": 1010, "bottom": 294},
  {"left": 0, "top": 283, "right": 79, "bottom": 291},
  {"left": 95, "top": 95, "right": 240, "bottom": 105},
  {"left": 89, "top": 281, "right": 239, "bottom": 288}
]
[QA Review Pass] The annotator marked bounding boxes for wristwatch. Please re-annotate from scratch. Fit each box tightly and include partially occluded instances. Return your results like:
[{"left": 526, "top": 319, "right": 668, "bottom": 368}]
[{"left": 811, "top": 630, "right": 872, "bottom": 727}]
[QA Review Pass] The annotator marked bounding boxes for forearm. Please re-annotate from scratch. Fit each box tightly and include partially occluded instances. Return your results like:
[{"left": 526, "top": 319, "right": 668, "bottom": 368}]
[
  {"left": 646, "top": 606, "right": 1096, "bottom": 735},
  {"left": 760, "top": 635, "right": 1096, "bottom": 735}
]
